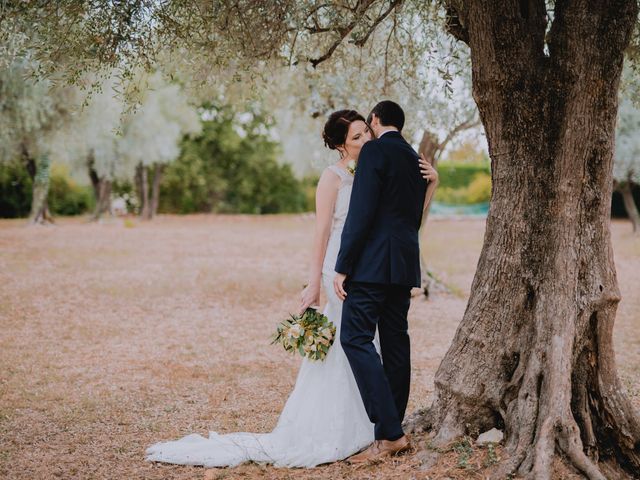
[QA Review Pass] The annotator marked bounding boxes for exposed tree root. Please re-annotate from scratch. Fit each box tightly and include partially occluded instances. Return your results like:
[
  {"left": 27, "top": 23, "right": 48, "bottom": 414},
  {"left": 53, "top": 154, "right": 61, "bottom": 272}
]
[
  {"left": 559, "top": 420, "right": 606, "bottom": 480},
  {"left": 407, "top": 304, "right": 640, "bottom": 480},
  {"left": 28, "top": 203, "right": 55, "bottom": 225}
]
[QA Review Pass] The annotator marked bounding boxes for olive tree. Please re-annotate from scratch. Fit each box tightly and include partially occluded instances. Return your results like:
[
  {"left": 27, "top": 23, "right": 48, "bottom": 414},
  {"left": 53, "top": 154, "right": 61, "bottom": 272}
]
[
  {"left": 4, "top": 2, "right": 639, "bottom": 477},
  {"left": 119, "top": 71, "right": 201, "bottom": 220},
  {"left": 0, "top": 44, "right": 73, "bottom": 224},
  {"left": 48, "top": 73, "right": 128, "bottom": 220}
]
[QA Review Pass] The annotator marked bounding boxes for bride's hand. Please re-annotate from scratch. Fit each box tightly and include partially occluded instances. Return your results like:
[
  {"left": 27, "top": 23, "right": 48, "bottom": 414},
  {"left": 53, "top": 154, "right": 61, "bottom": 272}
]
[
  {"left": 299, "top": 283, "right": 320, "bottom": 315},
  {"left": 419, "top": 153, "right": 438, "bottom": 183}
]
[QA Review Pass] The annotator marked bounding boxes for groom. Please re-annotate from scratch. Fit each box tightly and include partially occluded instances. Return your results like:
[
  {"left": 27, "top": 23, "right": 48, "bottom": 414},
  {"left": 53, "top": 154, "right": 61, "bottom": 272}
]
[{"left": 334, "top": 100, "right": 428, "bottom": 463}]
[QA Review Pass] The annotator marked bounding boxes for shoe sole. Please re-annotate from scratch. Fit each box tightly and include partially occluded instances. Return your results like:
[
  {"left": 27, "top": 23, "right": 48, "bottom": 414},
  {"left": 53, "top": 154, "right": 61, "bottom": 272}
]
[{"left": 345, "top": 443, "right": 412, "bottom": 465}]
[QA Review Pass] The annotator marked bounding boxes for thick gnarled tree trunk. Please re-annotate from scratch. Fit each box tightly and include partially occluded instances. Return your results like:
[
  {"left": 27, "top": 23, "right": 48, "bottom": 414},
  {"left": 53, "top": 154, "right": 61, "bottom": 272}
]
[{"left": 410, "top": 2, "right": 640, "bottom": 479}]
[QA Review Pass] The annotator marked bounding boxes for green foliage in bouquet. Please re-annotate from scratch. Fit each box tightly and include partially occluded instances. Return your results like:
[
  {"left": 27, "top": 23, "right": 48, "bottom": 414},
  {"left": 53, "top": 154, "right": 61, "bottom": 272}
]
[{"left": 272, "top": 308, "right": 336, "bottom": 361}]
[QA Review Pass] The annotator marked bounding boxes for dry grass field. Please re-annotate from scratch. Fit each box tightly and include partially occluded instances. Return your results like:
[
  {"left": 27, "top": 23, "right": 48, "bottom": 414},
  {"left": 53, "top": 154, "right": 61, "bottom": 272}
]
[{"left": 0, "top": 214, "right": 638, "bottom": 480}]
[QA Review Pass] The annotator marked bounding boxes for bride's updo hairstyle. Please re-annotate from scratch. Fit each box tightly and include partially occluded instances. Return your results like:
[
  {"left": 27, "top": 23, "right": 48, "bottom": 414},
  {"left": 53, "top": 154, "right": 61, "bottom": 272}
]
[{"left": 322, "top": 110, "right": 367, "bottom": 153}]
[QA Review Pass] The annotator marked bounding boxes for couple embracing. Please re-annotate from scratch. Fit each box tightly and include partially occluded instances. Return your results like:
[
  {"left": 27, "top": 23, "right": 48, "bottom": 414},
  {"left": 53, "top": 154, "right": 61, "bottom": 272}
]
[{"left": 146, "top": 101, "right": 439, "bottom": 468}]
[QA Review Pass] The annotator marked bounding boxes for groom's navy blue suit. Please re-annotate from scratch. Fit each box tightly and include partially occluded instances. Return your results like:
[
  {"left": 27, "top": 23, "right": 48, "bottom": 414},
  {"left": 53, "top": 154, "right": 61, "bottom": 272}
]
[{"left": 336, "top": 130, "right": 427, "bottom": 441}]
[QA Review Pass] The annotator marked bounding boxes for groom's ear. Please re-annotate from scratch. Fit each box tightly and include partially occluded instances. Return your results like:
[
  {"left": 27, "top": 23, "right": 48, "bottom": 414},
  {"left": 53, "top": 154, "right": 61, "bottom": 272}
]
[{"left": 366, "top": 113, "right": 374, "bottom": 125}]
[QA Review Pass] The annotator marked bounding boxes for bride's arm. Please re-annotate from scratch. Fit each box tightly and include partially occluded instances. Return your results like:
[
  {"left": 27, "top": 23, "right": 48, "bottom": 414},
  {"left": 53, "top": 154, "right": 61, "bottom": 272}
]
[
  {"left": 299, "top": 169, "right": 340, "bottom": 314},
  {"left": 419, "top": 154, "right": 439, "bottom": 228}
]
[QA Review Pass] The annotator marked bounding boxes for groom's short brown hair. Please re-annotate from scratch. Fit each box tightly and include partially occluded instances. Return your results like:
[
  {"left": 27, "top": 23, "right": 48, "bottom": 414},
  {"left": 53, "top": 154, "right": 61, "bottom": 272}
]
[{"left": 367, "top": 101, "right": 405, "bottom": 131}]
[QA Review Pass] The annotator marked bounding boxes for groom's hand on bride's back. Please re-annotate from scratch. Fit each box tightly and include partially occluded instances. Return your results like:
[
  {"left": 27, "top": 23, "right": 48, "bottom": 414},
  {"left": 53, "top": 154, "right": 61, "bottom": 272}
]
[{"left": 333, "top": 273, "right": 347, "bottom": 301}]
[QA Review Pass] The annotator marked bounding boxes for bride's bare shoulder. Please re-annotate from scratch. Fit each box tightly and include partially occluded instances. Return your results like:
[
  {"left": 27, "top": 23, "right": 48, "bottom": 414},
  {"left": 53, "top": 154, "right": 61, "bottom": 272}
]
[
  {"left": 313, "top": 166, "right": 341, "bottom": 201},
  {"left": 319, "top": 165, "right": 342, "bottom": 184}
]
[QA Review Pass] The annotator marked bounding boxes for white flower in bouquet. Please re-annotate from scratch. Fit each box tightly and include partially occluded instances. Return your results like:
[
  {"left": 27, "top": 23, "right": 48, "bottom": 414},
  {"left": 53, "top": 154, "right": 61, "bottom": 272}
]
[
  {"left": 289, "top": 324, "right": 303, "bottom": 338},
  {"left": 346, "top": 160, "right": 357, "bottom": 175},
  {"left": 321, "top": 327, "right": 333, "bottom": 339}
]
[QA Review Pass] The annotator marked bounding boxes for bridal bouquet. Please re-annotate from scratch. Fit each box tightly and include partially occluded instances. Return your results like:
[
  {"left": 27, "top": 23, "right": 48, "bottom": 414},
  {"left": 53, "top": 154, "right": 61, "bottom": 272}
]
[{"left": 272, "top": 308, "right": 336, "bottom": 361}]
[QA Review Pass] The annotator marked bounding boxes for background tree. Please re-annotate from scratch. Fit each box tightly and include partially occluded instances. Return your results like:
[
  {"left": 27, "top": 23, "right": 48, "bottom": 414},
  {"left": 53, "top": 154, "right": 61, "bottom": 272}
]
[
  {"left": 0, "top": 48, "right": 71, "bottom": 224},
  {"left": 48, "top": 73, "right": 127, "bottom": 220},
  {"left": 614, "top": 95, "right": 640, "bottom": 233},
  {"left": 411, "top": 57, "right": 483, "bottom": 292},
  {"left": 118, "top": 71, "right": 201, "bottom": 220},
  {"left": 160, "top": 105, "right": 308, "bottom": 214}
]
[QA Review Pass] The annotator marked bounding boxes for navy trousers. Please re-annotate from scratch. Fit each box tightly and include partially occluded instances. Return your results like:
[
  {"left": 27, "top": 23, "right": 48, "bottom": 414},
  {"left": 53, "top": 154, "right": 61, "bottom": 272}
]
[{"left": 340, "top": 280, "right": 411, "bottom": 441}]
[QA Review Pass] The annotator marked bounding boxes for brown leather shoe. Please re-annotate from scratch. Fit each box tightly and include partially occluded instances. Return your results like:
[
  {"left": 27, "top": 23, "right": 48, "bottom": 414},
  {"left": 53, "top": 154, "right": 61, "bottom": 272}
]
[{"left": 346, "top": 435, "right": 411, "bottom": 464}]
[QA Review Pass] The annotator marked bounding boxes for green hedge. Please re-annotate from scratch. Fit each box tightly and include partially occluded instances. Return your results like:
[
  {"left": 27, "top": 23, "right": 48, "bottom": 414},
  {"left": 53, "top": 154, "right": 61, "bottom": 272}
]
[
  {"left": 48, "top": 164, "right": 94, "bottom": 216},
  {"left": 0, "top": 160, "right": 32, "bottom": 217},
  {"left": 0, "top": 161, "right": 94, "bottom": 218},
  {"left": 437, "top": 161, "right": 491, "bottom": 190},
  {"left": 436, "top": 172, "right": 492, "bottom": 205}
]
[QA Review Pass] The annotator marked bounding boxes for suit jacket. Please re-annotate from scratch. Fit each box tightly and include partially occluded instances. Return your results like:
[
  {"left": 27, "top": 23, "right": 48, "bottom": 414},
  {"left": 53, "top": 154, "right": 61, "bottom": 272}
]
[{"left": 335, "top": 131, "right": 428, "bottom": 287}]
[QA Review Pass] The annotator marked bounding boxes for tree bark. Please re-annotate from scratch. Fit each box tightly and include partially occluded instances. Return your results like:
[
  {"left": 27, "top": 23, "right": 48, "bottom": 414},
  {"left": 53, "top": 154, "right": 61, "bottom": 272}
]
[
  {"left": 136, "top": 163, "right": 151, "bottom": 220},
  {"left": 619, "top": 181, "right": 640, "bottom": 233},
  {"left": 88, "top": 152, "right": 112, "bottom": 221},
  {"left": 26, "top": 151, "right": 54, "bottom": 225},
  {"left": 92, "top": 179, "right": 112, "bottom": 220},
  {"left": 88, "top": 152, "right": 100, "bottom": 200},
  {"left": 149, "top": 163, "right": 164, "bottom": 219},
  {"left": 409, "top": 2, "right": 640, "bottom": 479}
]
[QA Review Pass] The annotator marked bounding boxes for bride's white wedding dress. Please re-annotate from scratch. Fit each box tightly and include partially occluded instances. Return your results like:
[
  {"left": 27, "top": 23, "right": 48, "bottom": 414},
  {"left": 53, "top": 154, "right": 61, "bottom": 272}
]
[{"left": 145, "top": 164, "right": 377, "bottom": 468}]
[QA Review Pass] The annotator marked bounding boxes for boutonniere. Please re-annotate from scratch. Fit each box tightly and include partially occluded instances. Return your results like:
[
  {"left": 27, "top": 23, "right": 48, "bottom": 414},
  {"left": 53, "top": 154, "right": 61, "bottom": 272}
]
[{"left": 346, "top": 160, "right": 357, "bottom": 175}]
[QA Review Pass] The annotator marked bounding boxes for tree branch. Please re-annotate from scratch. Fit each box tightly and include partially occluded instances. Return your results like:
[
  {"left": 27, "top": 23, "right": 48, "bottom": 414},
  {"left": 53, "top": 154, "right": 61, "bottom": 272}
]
[
  {"left": 548, "top": 0, "right": 638, "bottom": 71},
  {"left": 309, "top": 25, "right": 356, "bottom": 68},
  {"left": 353, "top": 0, "right": 403, "bottom": 47},
  {"left": 437, "top": 114, "right": 481, "bottom": 157},
  {"left": 444, "top": 4, "right": 469, "bottom": 44},
  {"left": 308, "top": 0, "right": 402, "bottom": 68}
]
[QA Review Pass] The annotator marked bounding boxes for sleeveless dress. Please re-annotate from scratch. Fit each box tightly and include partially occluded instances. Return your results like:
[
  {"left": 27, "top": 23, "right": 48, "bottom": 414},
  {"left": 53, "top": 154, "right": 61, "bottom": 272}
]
[{"left": 145, "top": 164, "right": 377, "bottom": 468}]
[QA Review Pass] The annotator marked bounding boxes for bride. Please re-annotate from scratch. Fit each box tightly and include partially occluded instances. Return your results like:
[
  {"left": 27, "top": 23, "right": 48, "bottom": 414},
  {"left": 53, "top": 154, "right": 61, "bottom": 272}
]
[{"left": 145, "top": 109, "right": 437, "bottom": 468}]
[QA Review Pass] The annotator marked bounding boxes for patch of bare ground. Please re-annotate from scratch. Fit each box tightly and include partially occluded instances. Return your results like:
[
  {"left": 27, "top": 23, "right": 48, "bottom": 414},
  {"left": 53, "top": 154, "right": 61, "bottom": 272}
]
[{"left": 0, "top": 215, "right": 637, "bottom": 479}]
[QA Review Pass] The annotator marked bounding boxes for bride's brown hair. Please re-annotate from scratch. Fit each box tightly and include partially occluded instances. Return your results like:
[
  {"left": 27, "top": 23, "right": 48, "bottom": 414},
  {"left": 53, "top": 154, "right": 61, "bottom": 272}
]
[{"left": 322, "top": 110, "right": 367, "bottom": 153}]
